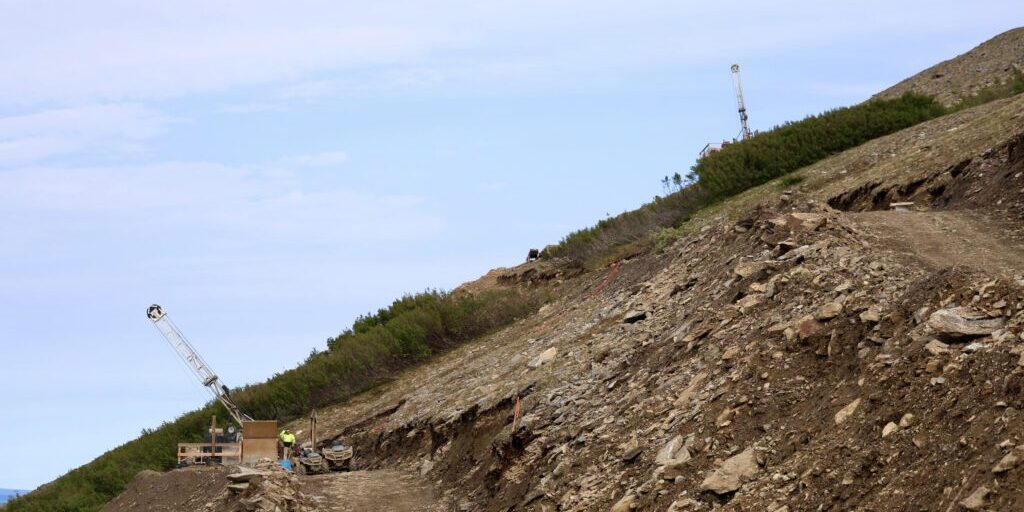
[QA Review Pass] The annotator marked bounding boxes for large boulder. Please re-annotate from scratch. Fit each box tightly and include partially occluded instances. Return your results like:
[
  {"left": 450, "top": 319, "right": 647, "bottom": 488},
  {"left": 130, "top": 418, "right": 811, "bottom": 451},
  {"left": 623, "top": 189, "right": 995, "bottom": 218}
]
[
  {"left": 926, "top": 307, "right": 1004, "bottom": 340},
  {"left": 700, "top": 447, "right": 760, "bottom": 494}
]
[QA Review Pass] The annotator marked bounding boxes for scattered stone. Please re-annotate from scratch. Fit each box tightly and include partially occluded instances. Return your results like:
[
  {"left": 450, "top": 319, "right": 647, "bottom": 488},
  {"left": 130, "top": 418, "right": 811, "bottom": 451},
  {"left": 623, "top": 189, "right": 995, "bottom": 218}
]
[
  {"left": 963, "top": 342, "right": 988, "bottom": 352},
  {"left": 662, "top": 456, "right": 693, "bottom": 480},
  {"left": 622, "top": 446, "right": 643, "bottom": 463},
  {"left": 882, "top": 422, "right": 899, "bottom": 438},
  {"left": 700, "top": 447, "right": 760, "bottom": 494},
  {"left": 610, "top": 493, "right": 637, "bottom": 512},
  {"left": 835, "top": 398, "right": 861, "bottom": 425},
  {"left": 528, "top": 347, "right": 557, "bottom": 368},
  {"left": 927, "top": 307, "right": 1005, "bottom": 340},
  {"left": 925, "top": 339, "right": 951, "bottom": 356},
  {"left": 860, "top": 306, "right": 882, "bottom": 323},
  {"left": 960, "top": 484, "right": 990, "bottom": 510},
  {"left": 796, "top": 315, "right": 822, "bottom": 340},
  {"left": 226, "top": 468, "right": 268, "bottom": 483},
  {"left": 790, "top": 212, "right": 827, "bottom": 230},
  {"left": 668, "top": 498, "right": 702, "bottom": 511},
  {"left": 899, "top": 413, "right": 915, "bottom": 428},
  {"left": 736, "top": 293, "right": 765, "bottom": 311},
  {"left": 655, "top": 435, "right": 691, "bottom": 469},
  {"left": 815, "top": 302, "right": 844, "bottom": 321},
  {"left": 734, "top": 261, "right": 766, "bottom": 279},
  {"left": 993, "top": 447, "right": 1024, "bottom": 473},
  {"left": 721, "top": 347, "right": 740, "bottom": 361},
  {"left": 227, "top": 483, "right": 250, "bottom": 493}
]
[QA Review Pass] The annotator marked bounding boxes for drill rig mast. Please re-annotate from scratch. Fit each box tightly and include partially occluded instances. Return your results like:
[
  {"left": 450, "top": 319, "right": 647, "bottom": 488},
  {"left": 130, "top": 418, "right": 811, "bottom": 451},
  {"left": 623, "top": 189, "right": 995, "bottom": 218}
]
[
  {"left": 146, "top": 304, "right": 252, "bottom": 426},
  {"left": 731, "top": 64, "right": 752, "bottom": 140}
]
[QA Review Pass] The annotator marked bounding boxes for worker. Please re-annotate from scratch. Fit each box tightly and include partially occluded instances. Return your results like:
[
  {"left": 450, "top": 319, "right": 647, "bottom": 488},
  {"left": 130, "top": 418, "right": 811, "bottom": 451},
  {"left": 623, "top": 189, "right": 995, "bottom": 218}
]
[{"left": 279, "top": 429, "right": 296, "bottom": 455}]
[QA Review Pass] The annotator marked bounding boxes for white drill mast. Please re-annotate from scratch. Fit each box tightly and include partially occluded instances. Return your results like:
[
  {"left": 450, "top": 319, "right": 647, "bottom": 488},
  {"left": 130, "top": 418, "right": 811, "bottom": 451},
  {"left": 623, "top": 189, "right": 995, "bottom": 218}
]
[
  {"left": 731, "top": 64, "right": 752, "bottom": 140},
  {"left": 147, "top": 304, "right": 252, "bottom": 426}
]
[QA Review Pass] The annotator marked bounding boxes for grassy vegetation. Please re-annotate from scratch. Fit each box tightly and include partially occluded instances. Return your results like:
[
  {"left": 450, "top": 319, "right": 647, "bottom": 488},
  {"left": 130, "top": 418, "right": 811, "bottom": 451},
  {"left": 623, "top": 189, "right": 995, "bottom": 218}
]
[
  {"left": 6, "top": 288, "right": 545, "bottom": 512},
  {"left": 551, "top": 93, "right": 947, "bottom": 265},
  {"left": 693, "top": 93, "right": 945, "bottom": 199},
  {"left": 950, "top": 68, "right": 1024, "bottom": 111}
]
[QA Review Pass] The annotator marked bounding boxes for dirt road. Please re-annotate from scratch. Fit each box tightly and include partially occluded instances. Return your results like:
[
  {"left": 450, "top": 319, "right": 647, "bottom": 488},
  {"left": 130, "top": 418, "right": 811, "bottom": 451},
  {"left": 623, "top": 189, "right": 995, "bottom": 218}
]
[
  {"left": 300, "top": 470, "right": 438, "bottom": 512},
  {"left": 850, "top": 210, "right": 1024, "bottom": 276}
]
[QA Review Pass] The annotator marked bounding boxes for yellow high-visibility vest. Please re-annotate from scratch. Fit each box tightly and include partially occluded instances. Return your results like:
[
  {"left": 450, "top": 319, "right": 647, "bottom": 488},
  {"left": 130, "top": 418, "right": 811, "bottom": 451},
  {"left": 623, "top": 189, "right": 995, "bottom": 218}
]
[{"left": 280, "top": 432, "right": 296, "bottom": 444}]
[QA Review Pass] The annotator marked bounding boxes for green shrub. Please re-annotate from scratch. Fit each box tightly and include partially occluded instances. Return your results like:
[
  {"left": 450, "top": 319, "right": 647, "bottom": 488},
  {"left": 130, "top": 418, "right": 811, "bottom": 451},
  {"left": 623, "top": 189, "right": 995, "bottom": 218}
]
[
  {"left": 692, "top": 93, "right": 945, "bottom": 199},
  {"left": 553, "top": 93, "right": 947, "bottom": 266},
  {"left": 650, "top": 226, "right": 684, "bottom": 253},
  {"left": 950, "top": 68, "right": 1024, "bottom": 111},
  {"left": 779, "top": 174, "right": 804, "bottom": 187}
]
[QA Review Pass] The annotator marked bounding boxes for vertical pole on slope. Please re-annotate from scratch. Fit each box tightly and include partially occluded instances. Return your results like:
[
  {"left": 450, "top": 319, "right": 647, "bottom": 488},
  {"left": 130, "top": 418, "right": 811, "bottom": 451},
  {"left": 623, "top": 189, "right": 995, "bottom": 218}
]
[
  {"left": 310, "top": 410, "right": 318, "bottom": 449},
  {"left": 211, "top": 414, "right": 217, "bottom": 463},
  {"left": 731, "top": 64, "right": 752, "bottom": 140}
]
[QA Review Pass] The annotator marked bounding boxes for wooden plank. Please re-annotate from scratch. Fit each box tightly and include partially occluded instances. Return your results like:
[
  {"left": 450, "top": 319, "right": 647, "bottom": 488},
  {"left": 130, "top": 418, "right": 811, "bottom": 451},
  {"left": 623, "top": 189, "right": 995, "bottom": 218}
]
[
  {"left": 242, "top": 420, "right": 278, "bottom": 439},
  {"left": 242, "top": 438, "right": 278, "bottom": 464}
]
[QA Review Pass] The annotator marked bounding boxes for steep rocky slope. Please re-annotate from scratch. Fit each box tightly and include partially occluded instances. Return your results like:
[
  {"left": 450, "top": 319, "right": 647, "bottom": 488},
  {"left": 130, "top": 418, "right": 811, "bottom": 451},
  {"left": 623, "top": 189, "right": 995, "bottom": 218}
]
[
  {"left": 874, "top": 27, "right": 1024, "bottom": 106},
  {"left": 244, "top": 93, "right": 1024, "bottom": 511},
  {"left": 89, "top": 30, "right": 1024, "bottom": 512}
]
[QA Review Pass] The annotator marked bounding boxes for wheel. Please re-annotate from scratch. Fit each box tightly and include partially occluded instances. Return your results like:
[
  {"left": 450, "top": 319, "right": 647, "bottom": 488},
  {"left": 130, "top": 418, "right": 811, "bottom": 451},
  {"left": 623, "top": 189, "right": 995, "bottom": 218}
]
[{"left": 295, "top": 462, "right": 307, "bottom": 475}]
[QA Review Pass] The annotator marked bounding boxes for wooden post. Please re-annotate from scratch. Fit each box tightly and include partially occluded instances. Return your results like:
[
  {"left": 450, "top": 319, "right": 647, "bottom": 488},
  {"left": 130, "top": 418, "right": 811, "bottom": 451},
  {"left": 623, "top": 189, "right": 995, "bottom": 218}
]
[
  {"left": 310, "top": 410, "right": 318, "bottom": 449},
  {"left": 210, "top": 415, "right": 217, "bottom": 463}
]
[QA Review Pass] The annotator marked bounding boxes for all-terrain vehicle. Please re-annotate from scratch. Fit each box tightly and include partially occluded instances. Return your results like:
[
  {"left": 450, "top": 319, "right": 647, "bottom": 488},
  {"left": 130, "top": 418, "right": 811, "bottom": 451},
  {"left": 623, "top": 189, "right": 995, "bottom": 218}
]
[
  {"left": 321, "top": 440, "right": 354, "bottom": 471},
  {"left": 294, "top": 445, "right": 329, "bottom": 475}
]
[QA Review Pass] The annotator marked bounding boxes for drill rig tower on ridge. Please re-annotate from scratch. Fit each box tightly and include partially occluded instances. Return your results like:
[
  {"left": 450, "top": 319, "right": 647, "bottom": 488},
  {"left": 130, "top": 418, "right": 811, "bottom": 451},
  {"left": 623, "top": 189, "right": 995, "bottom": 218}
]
[
  {"left": 699, "top": 64, "right": 755, "bottom": 158},
  {"left": 731, "top": 64, "right": 752, "bottom": 140}
]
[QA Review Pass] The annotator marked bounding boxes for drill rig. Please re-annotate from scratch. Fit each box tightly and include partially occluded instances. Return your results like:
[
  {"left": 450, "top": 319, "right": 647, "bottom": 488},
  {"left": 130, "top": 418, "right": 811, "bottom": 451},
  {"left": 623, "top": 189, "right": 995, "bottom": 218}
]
[
  {"left": 147, "top": 304, "right": 259, "bottom": 465},
  {"left": 147, "top": 304, "right": 253, "bottom": 426}
]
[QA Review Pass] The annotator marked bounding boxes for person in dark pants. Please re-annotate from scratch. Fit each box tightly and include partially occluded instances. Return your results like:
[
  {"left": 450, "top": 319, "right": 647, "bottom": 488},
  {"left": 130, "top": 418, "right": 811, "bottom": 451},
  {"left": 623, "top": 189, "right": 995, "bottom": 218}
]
[{"left": 279, "top": 429, "right": 296, "bottom": 458}]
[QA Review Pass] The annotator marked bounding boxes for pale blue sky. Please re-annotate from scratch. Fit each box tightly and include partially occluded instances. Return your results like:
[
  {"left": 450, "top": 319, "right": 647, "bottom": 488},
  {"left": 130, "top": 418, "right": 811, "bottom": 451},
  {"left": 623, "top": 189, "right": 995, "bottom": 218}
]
[{"left": 1, "top": 1, "right": 1020, "bottom": 490}]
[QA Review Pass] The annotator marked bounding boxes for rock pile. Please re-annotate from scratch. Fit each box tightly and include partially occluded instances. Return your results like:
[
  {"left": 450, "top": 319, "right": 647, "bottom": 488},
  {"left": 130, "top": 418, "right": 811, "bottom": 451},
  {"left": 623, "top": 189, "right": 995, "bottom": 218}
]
[
  {"left": 206, "top": 460, "right": 316, "bottom": 512},
  {"left": 307, "top": 191, "right": 1024, "bottom": 511}
]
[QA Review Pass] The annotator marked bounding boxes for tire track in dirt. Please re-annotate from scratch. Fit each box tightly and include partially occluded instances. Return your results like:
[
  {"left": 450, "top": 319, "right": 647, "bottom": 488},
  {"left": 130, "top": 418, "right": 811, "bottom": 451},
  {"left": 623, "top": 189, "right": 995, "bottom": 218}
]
[
  {"left": 300, "top": 470, "right": 437, "bottom": 512},
  {"left": 849, "top": 210, "right": 1024, "bottom": 276}
]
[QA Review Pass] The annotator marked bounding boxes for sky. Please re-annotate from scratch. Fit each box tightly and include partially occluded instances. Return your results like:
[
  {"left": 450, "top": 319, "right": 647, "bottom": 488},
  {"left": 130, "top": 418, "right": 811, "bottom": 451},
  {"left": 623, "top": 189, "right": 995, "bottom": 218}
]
[{"left": 0, "top": 0, "right": 1021, "bottom": 491}]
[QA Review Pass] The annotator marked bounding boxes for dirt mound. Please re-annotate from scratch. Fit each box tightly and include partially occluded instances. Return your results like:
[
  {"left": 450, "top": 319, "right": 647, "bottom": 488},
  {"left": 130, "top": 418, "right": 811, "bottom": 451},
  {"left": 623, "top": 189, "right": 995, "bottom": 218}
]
[
  {"left": 874, "top": 27, "right": 1024, "bottom": 106},
  {"left": 300, "top": 470, "right": 435, "bottom": 511},
  {"left": 104, "top": 462, "right": 318, "bottom": 512},
  {"left": 103, "top": 466, "right": 230, "bottom": 512}
]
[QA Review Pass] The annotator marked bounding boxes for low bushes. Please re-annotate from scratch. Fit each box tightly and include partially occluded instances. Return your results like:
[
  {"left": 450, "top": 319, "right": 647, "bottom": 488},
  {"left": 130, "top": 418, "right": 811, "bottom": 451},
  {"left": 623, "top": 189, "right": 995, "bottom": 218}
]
[{"left": 553, "top": 93, "right": 948, "bottom": 265}]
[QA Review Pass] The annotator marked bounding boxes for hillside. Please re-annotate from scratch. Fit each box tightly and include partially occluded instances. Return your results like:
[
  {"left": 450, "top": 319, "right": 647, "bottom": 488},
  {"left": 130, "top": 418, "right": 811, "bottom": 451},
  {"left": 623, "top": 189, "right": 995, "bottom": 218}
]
[
  {"left": 93, "top": 91, "right": 1024, "bottom": 512},
  {"left": 11, "top": 26, "right": 1024, "bottom": 512},
  {"left": 280, "top": 94, "right": 1024, "bottom": 511},
  {"left": 873, "top": 27, "right": 1024, "bottom": 106}
]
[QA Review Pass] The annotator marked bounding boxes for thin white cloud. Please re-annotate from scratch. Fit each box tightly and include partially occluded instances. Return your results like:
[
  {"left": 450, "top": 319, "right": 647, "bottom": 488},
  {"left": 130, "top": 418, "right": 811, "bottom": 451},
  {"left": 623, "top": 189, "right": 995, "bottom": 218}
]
[
  {"left": 0, "top": 104, "right": 174, "bottom": 165},
  {"left": 1, "top": 0, "right": 1013, "bottom": 106},
  {"left": 282, "top": 151, "right": 349, "bottom": 167},
  {"left": 218, "top": 102, "right": 289, "bottom": 114},
  {"left": 0, "top": 162, "right": 444, "bottom": 244}
]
